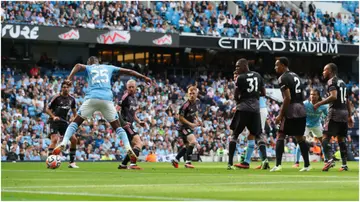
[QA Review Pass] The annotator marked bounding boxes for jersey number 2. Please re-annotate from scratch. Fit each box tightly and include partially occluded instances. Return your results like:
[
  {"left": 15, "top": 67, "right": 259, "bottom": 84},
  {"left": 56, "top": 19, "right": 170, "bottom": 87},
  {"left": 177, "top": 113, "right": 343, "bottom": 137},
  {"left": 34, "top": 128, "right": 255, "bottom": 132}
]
[
  {"left": 294, "top": 77, "right": 301, "bottom": 93},
  {"left": 246, "top": 77, "right": 258, "bottom": 93},
  {"left": 91, "top": 69, "right": 109, "bottom": 84}
]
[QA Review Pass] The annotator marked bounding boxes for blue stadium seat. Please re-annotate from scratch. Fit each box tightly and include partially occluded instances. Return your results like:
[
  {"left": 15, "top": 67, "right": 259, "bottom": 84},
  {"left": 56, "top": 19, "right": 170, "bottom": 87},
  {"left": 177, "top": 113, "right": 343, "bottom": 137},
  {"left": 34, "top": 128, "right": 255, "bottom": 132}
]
[
  {"left": 183, "top": 26, "right": 191, "bottom": 32},
  {"left": 264, "top": 26, "right": 272, "bottom": 37},
  {"left": 226, "top": 28, "right": 234, "bottom": 37},
  {"left": 156, "top": 2, "right": 162, "bottom": 12},
  {"left": 334, "top": 22, "right": 341, "bottom": 32}
]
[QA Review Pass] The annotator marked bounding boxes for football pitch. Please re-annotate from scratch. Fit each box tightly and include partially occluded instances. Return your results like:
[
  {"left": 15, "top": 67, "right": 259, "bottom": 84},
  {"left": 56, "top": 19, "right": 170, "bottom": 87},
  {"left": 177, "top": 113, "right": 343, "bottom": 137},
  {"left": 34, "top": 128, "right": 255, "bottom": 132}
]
[{"left": 1, "top": 162, "right": 359, "bottom": 201}]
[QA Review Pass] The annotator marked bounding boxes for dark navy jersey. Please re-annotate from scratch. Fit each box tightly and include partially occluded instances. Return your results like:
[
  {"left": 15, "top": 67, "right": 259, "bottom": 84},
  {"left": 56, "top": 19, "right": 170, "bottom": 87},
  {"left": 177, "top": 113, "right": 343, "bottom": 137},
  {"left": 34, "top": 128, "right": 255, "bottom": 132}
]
[
  {"left": 278, "top": 71, "right": 304, "bottom": 104},
  {"left": 47, "top": 94, "right": 76, "bottom": 121},
  {"left": 177, "top": 99, "right": 198, "bottom": 129},
  {"left": 236, "top": 71, "right": 264, "bottom": 113},
  {"left": 278, "top": 71, "right": 306, "bottom": 119},
  {"left": 120, "top": 92, "right": 138, "bottom": 123},
  {"left": 326, "top": 76, "right": 348, "bottom": 122}
]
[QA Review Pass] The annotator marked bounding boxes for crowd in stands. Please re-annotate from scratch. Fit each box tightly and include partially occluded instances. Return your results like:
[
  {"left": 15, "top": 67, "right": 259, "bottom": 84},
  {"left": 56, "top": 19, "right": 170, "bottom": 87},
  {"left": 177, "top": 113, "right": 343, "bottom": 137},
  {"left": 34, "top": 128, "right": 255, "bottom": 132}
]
[
  {"left": 1, "top": 1, "right": 359, "bottom": 43},
  {"left": 1, "top": 63, "right": 359, "bottom": 162}
]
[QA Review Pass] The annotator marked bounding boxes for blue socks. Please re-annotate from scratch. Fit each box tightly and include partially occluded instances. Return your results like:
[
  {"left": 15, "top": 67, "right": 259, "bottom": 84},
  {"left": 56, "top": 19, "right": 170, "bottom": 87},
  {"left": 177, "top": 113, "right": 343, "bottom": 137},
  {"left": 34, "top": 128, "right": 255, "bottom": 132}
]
[
  {"left": 295, "top": 144, "right": 301, "bottom": 163},
  {"left": 61, "top": 122, "right": 78, "bottom": 145},
  {"left": 116, "top": 127, "right": 131, "bottom": 149},
  {"left": 244, "top": 140, "right": 255, "bottom": 164}
]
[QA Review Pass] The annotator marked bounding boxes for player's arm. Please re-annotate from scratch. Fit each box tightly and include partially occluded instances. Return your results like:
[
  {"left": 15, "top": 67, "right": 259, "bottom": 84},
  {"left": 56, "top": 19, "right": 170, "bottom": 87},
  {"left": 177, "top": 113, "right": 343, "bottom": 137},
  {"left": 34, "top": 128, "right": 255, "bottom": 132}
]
[
  {"left": 70, "top": 98, "right": 77, "bottom": 121},
  {"left": 134, "top": 108, "right": 146, "bottom": 127},
  {"left": 179, "top": 115, "right": 196, "bottom": 129},
  {"left": 178, "top": 102, "right": 196, "bottom": 129},
  {"left": 259, "top": 75, "right": 266, "bottom": 97},
  {"left": 118, "top": 68, "right": 152, "bottom": 84},
  {"left": 234, "top": 75, "right": 244, "bottom": 102},
  {"left": 67, "top": 63, "right": 87, "bottom": 81},
  {"left": 46, "top": 96, "right": 60, "bottom": 121},
  {"left": 347, "top": 98, "right": 354, "bottom": 128},
  {"left": 279, "top": 89, "right": 291, "bottom": 118},
  {"left": 275, "top": 76, "right": 291, "bottom": 124},
  {"left": 314, "top": 90, "right": 337, "bottom": 110}
]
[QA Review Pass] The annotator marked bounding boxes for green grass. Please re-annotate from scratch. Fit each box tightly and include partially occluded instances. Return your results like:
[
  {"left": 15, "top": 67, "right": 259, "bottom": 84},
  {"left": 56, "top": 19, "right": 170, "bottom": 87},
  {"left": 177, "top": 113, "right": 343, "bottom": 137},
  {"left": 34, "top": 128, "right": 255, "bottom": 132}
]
[{"left": 1, "top": 161, "right": 359, "bottom": 201}]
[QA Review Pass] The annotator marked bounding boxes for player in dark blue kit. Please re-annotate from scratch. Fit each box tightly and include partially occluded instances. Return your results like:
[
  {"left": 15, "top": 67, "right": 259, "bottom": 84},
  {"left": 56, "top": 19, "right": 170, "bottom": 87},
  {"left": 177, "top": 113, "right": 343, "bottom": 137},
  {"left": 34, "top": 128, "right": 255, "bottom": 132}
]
[
  {"left": 314, "top": 63, "right": 354, "bottom": 171},
  {"left": 272, "top": 57, "right": 310, "bottom": 172},
  {"left": 172, "top": 86, "right": 201, "bottom": 169},
  {"left": 117, "top": 80, "right": 144, "bottom": 170},
  {"left": 228, "top": 59, "right": 269, "bottom": 170}
]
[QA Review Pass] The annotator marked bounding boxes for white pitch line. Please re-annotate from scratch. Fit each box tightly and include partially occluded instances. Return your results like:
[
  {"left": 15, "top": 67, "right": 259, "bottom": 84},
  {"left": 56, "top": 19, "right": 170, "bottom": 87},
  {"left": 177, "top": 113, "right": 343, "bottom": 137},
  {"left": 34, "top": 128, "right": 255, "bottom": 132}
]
[
  {"left": 1, "top": 169, "right": 358, "bottom": 179},
  {"left": 0, "top": 189, "right": 212, "bottom": 201},
  {"left": 3, "top": 180, "right": 358, "bottom": 189}
]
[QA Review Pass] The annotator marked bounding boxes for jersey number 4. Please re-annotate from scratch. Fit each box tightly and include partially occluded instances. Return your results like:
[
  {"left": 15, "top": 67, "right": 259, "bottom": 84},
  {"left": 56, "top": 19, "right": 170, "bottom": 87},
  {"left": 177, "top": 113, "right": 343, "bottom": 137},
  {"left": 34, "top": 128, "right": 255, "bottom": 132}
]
[
  {"left": 91, "top": 69, "right": 109, "bottom": 84},
  {"left": 246, "top": 77, "right": 258, "bottom": 93}
]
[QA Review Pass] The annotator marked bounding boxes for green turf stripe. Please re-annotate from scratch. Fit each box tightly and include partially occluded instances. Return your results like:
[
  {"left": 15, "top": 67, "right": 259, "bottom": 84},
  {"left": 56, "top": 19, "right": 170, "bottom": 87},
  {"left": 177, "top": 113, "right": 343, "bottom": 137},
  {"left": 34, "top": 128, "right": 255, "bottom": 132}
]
[{"left": 1, "top": 189, "right": 211, "bottom": 201}]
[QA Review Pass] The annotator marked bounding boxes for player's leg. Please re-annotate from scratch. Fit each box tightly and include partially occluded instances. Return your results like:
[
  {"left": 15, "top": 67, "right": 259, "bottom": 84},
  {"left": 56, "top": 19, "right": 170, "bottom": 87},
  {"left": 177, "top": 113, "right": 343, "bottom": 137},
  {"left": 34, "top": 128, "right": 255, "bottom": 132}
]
[
  {"left": 58, "top": 121, "right": 79, "bottom": 168},
  {"left": 235, "top": 112, "right": 260, "bottom": 169},
  {"left": 235, "top": 133, "right": 255, "bottom": 169},
  {"left": 53, "top": 99, "right": 95, "bottom": 155},
  {"left": 68, "top": 134, "right": 78, "bottom": 168},
  {"left": 102, "top": 101, "right": 135, "bottom": 160},
  {"left": 228, "top": 110, "right": 242, "bottom": 169},
  {"left": 118, "top": 124, "right": 134, "bottom": 169},
  {"left": 48, "top": 133, "right": 59, "bottom": 156},
  {"left": 322, "top": 120, "right": 336, "bottom": 171},
  {"left": 172, "top": 133, "right": 188, "bottom": 168},
  {"left": 337, "top": 136, "right": 348, "bottom": 171},
  {"left": 257, "top": 133, "right": 270, "bottom": 169},
  {"left": 128, "top": 135, "right": 143, "bottom": 169},
  {"left": 290, "top": 118, "right": 310, "bottom": 171},
  {"left": 53, "top": 116, "right": 84, "bottom": 155},
  {"left": 337, "top": 122, "right": 349, "bottom": 171},
  {"left": 311, "top": 126, "right": 327, "bottom": 162},
  {"left": 271, "top": 118, "right": 286, "bottom": 172},
  {"left": 293, "top": 126, "right": 310, "bottom": 168},
  {"left": 184, "top": 133, "right": 197, "bottom": 168},
  {"left": 48, "top": 122, "right": 59, "bottom": 155}
]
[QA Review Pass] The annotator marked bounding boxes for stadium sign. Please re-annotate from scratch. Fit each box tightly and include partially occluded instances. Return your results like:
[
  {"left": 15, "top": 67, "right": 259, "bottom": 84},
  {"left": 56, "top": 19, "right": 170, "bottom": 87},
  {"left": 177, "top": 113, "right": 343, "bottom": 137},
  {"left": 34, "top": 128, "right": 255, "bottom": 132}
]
[
  {"left": 1, "top": 23, "right": 179, "bottom": 48},
  {"left": 179, "top": 35, "right": 358, "bottom": 56},
  {"left": 218, "top": 38, "right": 338, "bottom": 54},
  {"left": 1, "top": 24, "right": 39, "bottom": 39}
]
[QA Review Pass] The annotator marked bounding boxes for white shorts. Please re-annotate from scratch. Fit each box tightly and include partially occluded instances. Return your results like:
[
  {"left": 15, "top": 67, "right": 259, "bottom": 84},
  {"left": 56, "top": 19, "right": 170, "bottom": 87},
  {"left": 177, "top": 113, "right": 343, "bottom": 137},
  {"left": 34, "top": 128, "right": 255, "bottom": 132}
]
[
  {"left": 260, "top": 108, "right": 268, "bottom": 132},
  {"left": 78, "top": 99, "right": 118, "bottom": 122},
  {"left": 304, "top": 126, "right": 323, "bottom": 138}
]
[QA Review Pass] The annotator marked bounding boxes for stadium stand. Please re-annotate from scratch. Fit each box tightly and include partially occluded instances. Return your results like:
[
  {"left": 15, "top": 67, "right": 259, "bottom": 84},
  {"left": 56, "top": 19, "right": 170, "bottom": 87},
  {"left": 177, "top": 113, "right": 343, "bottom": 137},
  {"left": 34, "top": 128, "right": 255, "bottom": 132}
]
[{"left": 1, "top": 1, "right": 358, "bottom": 43}]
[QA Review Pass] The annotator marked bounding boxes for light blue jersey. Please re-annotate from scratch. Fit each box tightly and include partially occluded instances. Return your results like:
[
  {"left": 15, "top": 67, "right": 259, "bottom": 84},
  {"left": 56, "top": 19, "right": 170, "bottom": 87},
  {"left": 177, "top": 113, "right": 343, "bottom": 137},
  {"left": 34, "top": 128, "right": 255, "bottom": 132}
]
[
  {"left": 304, "top": 100, "right": 328, "bottom": 128},
  {"left": 84, "top": 64, "right": 120, "bottom": 101},
  {"left": 259, "top": 97, "right": 267, "bottom": 108}
]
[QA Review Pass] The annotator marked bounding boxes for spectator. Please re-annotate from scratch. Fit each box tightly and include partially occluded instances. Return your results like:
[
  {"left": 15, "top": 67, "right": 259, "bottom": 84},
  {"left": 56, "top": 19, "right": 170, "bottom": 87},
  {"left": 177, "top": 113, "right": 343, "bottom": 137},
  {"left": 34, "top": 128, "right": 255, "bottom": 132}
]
[{"left": 146, "top": 150, "right": 157, "bottom": 162}]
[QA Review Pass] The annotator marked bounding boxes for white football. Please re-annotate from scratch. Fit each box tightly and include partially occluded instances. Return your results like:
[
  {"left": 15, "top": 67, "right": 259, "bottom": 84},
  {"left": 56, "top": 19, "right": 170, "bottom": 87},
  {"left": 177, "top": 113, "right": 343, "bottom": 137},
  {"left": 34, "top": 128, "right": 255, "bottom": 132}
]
[{"left": 46, "top": 155, "right": 61, "bottom": 169}]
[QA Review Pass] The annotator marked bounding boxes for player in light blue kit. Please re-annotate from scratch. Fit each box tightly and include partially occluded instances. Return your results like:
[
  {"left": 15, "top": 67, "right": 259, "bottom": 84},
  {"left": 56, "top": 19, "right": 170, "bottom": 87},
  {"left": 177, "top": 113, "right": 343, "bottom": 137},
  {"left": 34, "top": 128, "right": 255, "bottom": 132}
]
[
  {"left": 293, "top": 89, "right": 328, "bottom": 168},
  {"left": 53, "top": 56, "right": 152, "bottom": 163}
]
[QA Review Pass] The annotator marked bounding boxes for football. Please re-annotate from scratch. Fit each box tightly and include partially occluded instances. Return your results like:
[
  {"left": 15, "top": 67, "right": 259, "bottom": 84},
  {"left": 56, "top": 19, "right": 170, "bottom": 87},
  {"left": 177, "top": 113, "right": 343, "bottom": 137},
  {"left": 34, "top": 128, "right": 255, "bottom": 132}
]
[{"left": 46, "top": 155, "right": 61, "bottom": 169}]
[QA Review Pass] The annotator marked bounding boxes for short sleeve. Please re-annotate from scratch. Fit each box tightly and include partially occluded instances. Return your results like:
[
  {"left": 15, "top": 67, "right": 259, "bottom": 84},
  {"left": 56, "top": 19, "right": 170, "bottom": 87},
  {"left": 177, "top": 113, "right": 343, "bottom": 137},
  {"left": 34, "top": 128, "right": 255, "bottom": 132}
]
[
  {"left": 71, "top": 98, "right": 76, "bottom": 109},
  {"left": 236, "top": 75, "right": 245, "bottom": 91},
  {"left": 327, "top": 79, "right": 337, "bottom": 92},
  {"left": 47, "top": 95, "right": 58, "bottom": 109},
  {"left": 278, "top": 74, "right": 290, "bottom": 92},
  {"left": 111, "top": 65, "right": 121, "bottom": 72},
  {"left": 179, "top": 101, "right": 189, "bottom": 117}
]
